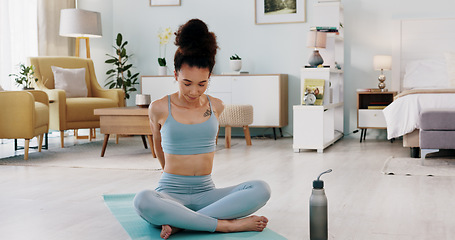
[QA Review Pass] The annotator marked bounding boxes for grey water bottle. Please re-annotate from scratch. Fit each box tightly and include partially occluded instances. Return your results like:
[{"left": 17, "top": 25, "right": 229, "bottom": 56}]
[{"left": 310, "top": 169, "right": 332, "bottom": 240}]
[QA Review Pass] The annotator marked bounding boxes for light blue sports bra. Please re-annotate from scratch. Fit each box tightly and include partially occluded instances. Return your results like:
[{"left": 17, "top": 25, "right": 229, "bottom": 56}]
[{"left": 160, "top": 95, "right": 219, "bottom": 155}]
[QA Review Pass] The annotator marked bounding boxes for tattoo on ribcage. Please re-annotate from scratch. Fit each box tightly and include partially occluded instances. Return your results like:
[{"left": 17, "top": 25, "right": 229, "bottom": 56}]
[{"left": 203, "top": 109, "right": 212, "bottom": 117}]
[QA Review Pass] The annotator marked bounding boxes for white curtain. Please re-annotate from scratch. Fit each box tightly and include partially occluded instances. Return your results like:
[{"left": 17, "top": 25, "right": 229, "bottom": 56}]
[
  {"left": 0, "top": 0, "right": 74, "bottom": 90},
  {"left": 37, "top": 0, "right": 75, "bottom": 56},
  {"left": 0, "top": 0, "right": 38, "bottom": 90}
]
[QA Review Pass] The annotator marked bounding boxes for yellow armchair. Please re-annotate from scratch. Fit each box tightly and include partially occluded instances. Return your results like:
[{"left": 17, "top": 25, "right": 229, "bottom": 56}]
[
  {"left": 29, "top": 56, "right": 125, "bottom": 148},
  {"left": 0, "top": 90, "right": 49, "bottom": 160}
]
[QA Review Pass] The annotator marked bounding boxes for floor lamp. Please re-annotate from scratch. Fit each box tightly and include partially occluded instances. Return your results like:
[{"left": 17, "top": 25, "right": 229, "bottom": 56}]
[
  {"left": 59, "top": 8, "right": 102, "bottom": 139},
  {"left": 59, "top": 8, "right": 102, "bottom": 58}
]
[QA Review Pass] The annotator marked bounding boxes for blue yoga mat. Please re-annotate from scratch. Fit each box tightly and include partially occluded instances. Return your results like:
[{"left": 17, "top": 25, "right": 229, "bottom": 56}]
[{"left": 103, "top": 193, "right": 287, "bottom": 240}]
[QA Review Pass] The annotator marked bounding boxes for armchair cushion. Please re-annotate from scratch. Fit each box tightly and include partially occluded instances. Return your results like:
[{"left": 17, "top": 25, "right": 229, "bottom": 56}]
[
  {"left": 35, "top": 102, "right": 49, "bottom": 128},
  {"left": 66, "top": 98, "right": 117, "bottom": 122},
  {"left": 51, "top": 66, "right": 88, "bottom": 98}
]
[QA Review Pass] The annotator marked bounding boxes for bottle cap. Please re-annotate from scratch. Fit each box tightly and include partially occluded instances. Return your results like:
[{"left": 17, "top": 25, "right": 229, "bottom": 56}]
[
  {"left": 313, "top": 169, "right": 332, "bottom": 189},
  {"left": 313, "top": 180, "right": 324, "bottom": 189}
]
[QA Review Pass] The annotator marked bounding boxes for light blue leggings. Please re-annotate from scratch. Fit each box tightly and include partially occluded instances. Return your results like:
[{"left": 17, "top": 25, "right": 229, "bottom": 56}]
[{"left": 133, "top": 173, "right": 271, "bottom": 232}]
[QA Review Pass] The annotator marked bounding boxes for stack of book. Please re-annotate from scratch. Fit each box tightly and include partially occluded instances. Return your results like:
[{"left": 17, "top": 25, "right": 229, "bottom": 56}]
[
  {"left": 368, "top": 102, "right": 389, "bottom": 109},
  {"left": 310, "top": 26, "right": 338, "bottom": 33},
  {"left": 304, "top": 65, "right": 330, "bottom": 68},
  {"left": 356, "top": 88, "right": 388, "bottom": 92}
]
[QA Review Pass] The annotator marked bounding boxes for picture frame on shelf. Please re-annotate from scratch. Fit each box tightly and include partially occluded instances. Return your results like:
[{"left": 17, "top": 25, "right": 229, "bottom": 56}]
[
  {"left": 150, "top": 0, "right": 180, "bottom": 6},
  {"left": 303, "top": 78, "right": 325, "bottom": 105},
  {"left": 255, "top": 0, "right": 306, "bottom": 24}
]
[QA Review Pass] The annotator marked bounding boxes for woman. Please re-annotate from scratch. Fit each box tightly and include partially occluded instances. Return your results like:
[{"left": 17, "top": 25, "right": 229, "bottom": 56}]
[{"left": 133, "top": 19, "right": 271, "bottom": 239}]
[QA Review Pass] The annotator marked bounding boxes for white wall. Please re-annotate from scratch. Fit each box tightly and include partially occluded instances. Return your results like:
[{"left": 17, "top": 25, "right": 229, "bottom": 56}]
[{"left": 79, "top": 0, "right": 455, "bottom": 138}]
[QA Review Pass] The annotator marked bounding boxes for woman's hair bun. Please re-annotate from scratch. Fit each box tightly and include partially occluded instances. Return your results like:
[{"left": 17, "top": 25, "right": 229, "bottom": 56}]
[{"left": 174, "top": 19, "right": 218, "bottom": 58}]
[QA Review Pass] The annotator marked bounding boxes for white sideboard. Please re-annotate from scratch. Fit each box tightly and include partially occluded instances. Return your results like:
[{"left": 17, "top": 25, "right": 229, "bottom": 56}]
[{"left": 141, "top": 74, "right": 288, "bottom": 129}]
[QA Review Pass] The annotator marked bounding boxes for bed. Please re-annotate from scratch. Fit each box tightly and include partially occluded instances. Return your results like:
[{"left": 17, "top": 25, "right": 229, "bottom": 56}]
[{"left": 383, "top": 18, "right": 455, "bottom": 157}]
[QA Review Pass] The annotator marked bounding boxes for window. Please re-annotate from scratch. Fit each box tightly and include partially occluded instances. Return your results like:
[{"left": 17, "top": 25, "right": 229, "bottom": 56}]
[{"left": 0, "top": 0, "right": 38, "bottom": 90}]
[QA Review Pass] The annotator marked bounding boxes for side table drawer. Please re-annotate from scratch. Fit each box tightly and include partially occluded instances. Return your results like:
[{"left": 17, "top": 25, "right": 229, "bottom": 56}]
[{"left": 358, "top": 109, "right": 386, "bottom": 128}]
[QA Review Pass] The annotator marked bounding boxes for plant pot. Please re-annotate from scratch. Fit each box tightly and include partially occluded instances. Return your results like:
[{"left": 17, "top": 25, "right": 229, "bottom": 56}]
[
  {"left": 158, "top": 66, "right": 168, "bottom": 76},
  {"left": 22, "top": 87, "right": 35, "bottom": 90},
  {"left": 230, "top": 60, "right": 242, "bottom": 72},
  {"left": 135, "top": 94, "right": 151, "bottom": 108}
]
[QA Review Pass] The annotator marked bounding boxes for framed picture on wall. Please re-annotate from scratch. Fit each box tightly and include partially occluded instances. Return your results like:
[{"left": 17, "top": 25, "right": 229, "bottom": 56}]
[
  {"left": 150, "top": 0, "right": 181, "bottom": 6},
  {"left": 255, "top": 0, "right": 306, "bottom": 24}
]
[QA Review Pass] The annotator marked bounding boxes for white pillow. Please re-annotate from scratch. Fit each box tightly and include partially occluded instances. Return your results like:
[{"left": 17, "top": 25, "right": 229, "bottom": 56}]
[
  {"left": 444, "top": 52, "right": 455, "bottom": 87},
  {"left": 51, "top": 66, "right": 87, "bottom": 98},
  {"left": 402, "top": 58, "right": 449, "bottom": 89},
  {"left": 0, "top": 84, "right": 4, "bottom": 91}
]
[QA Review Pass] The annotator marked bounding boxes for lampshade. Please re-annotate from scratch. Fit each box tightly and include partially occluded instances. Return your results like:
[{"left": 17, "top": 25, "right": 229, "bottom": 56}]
[
  {"left": 373, "top": 55, "right": 392, "bottom": 70},
  {"left": 306, "top": 31, "right": 327, "bottom": 49},
  {"left": 59, "top": 9, "right": 102, "bottom": 38}
]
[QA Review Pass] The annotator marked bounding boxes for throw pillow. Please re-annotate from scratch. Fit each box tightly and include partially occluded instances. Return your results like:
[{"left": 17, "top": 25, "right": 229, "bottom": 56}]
[
  {"left": 444, "top": 52, "right": 455, "bottom": 87},
  {"left": 51, "top": 66, "right": 87, "bottom": 98}
]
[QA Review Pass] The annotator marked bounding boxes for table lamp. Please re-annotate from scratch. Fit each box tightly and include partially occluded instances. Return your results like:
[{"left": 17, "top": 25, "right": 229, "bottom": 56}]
[
  {"left": 306, "top": 31, "right": 327, "bottom": 67},
  {"left": 59, "top": 8, "right": 102, "bottom": 58},
  {"left": 373, "top": 55, "right": 392, "bottom": 91}
]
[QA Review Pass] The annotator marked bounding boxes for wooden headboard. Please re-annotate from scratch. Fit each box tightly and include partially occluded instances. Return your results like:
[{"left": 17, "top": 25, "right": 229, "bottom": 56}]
[{"left": 391, "top": 18, "right": 455, "bottom": 91}]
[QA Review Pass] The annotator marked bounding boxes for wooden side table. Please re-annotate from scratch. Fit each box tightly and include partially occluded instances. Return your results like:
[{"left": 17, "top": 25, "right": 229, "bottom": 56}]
[
  {"left": 357, "top": 91, "right": 397, "bottom": 142},
  {"left": 94, "top": 107, "right": 156, "bottom": 158}
]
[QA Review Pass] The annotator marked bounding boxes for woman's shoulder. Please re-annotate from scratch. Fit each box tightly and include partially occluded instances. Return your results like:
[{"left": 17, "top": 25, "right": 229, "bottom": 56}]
[
  {"left": 207, "top": 94, "right": 225, "bottom": 116},
  {"left": 149, "top": 95, "right": 170, "bottom": 119}
]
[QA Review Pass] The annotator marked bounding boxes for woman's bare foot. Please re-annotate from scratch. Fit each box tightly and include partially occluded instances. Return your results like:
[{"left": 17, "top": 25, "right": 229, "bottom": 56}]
[
  {"left": 216, "top": 215, "right": 269, "bottom": 233},
  {"left": 160, "top": 225, "right": 181, "bottom": 239}
]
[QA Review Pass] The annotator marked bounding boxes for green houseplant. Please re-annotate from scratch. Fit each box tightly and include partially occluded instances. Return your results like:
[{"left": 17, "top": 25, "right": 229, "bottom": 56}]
[
  {"left": 230, "top": 54, "right": 241, "bottom": 60},
  {"left": 9, "top": 63, "right": 38, "bottom": 89},
  {"left": 105, "top": 33, "right": 140, "bottom": 99}
]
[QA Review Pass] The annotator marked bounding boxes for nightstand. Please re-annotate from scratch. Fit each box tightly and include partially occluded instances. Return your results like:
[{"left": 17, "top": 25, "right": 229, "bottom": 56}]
[{"left": 357, "top": 91, "right": 397, "bottom": 142}]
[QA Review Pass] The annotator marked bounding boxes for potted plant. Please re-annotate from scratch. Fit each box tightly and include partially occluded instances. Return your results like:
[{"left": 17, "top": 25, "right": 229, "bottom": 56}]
[
  {"left": 9, "top": 63, "right": 38, "bottom": 90},
  {"left": 230, "top": 54, "right": 242, "bottom": 72},
  {"left": 105, "top": 33, "right": 140, "bottom": 99},
  {"left": 157, "top": 27, "right": 173, "bottom": 75}
]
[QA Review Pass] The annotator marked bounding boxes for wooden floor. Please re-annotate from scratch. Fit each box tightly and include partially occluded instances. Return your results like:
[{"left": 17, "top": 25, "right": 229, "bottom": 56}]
[{"left": 1, "top": 132, "right": 455, "bottom": 240}]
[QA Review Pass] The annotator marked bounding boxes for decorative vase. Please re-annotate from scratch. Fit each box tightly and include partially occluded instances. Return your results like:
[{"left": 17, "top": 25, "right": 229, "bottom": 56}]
[
  {"left": 158, "top": 66, "right": 168, "bottom": 76},
  {"left": 308, "top": 50, "right": 324, "bottom": 67},
  {"left": 135, "top": 94, "right": 151, "bottom": 108},
  {"left": 230, "top": 60, "right": 242, "bottom": 72}
]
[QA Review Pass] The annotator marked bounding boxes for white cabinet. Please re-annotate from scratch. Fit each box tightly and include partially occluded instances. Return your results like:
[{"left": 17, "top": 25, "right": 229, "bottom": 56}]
[
  {"left": 293, "top": 2, "right": 344, "bottom": 153},
  {"left": 293, "top": 103, "right": 343, "bottom": 153},
  {"left": 294, "top": 68, "right": 343, "bottom": 152},
  {"left": 293, "top": 69, "right": 344, "bottom": 153},
  {"left": 141, "top": 76, "right": 178, "bottom": 101},
  {"left": 141, "top": 74, "right": 288, "bottom": 128}
]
